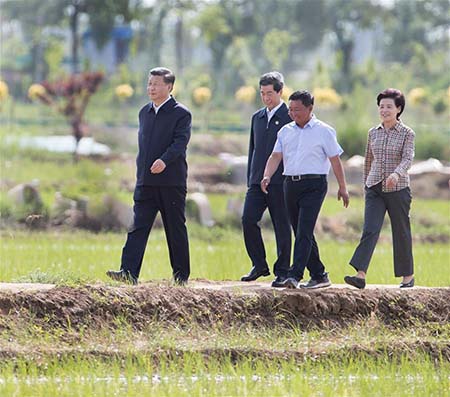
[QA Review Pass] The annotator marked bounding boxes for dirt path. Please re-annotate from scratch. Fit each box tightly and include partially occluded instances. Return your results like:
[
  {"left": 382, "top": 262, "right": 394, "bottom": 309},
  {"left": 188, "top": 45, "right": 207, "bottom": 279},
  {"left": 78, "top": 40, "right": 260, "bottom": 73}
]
[
  {"left": 0, "top": 280, "right": 440, "bottom": 294},
  {"left": 0, "top": 281, "right": 448, "bottom": 331}
]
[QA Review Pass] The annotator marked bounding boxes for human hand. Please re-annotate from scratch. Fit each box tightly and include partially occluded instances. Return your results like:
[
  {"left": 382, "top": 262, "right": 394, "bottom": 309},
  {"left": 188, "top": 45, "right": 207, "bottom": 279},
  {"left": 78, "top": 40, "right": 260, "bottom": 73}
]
[
  {"left": 386, "top": 173, "right": 399, "bottom": 188},
  {"left": 150, "top": 159, "right": 166, "bottom": 174},
  {"left": 338, "top": 187, "right": 349, "bottom": 208},
  {"left": 260, "top": 176, "right": 270, "bottom": 194}
]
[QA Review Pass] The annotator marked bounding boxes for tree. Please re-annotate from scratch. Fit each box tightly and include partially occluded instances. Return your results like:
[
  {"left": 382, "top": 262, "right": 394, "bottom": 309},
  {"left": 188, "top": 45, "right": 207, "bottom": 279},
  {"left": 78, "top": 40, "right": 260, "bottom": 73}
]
[
  {"left": 383, "top": 0, "right": 450, "bottom": 64},
  {"left": 262, "top": 29, "right": 293, "bottom": 70},
  {"left": 29, "top": 72, "right": 104, "bottom": 160},
  {"left": 196, "top": 2, "right": 233, "bottom": 82},
  {"left": 1, "top": 0, "right": 67, "bottom": 81},
  {"left": 325, "top": 0, "right": 382, "bottom": 92},
  {"left": 2, "top": 0, "right": 139, "bottom": 77}
]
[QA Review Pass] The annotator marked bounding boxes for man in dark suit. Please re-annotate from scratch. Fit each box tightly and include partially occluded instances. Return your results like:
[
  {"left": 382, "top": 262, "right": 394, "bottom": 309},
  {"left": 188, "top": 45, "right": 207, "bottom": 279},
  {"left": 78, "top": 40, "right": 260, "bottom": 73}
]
[
  {"left": 107, "top": 67, "right": 191, "bottom": 285},
  {"left": 240, "top": 72, "right": 292, "bottom": 288}
]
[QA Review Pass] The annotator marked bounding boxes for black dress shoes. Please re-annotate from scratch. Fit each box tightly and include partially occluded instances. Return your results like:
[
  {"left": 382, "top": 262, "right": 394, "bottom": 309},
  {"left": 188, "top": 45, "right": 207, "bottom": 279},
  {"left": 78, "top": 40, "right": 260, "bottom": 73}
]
[
  {"left": 271, "top": 275, "right": 287, "bottom": 288},
  {"left": 400, "top": 278, "right": 414, "bottom": 288},
  {"left": 106, "top": 269, "right": 138, "bottom": 285},
  {"left": 344, "top": 275, "right": 366, "bottom": 289},
  {"left": 241, "top": 266, "right": 270, "bottom": 282}
]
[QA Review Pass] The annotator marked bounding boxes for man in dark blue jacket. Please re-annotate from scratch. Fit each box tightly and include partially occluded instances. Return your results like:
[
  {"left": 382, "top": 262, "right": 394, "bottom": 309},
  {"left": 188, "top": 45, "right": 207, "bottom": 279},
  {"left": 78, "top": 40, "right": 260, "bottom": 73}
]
[
  {"left": 107, "top": 67, "right": 191, "bottom": 285},
  {"left": 240, "top": 72, "right": 292, "bottom": 287}
]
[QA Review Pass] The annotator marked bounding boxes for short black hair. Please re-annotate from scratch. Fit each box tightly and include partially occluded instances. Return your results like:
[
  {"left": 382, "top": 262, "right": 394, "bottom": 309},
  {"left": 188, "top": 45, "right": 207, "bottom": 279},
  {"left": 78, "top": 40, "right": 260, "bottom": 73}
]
[
  {"left": 259, "top": 71, "right": 284, "bottom": 93},
  {"left": 289, "top": 90, "right": 314, "bottom": 107},
  {"left": 377, "top": 88, "right": 405, "bottom": 119},
  {"left": 149, "top": 67, "right": 175, "bottom": 85}
]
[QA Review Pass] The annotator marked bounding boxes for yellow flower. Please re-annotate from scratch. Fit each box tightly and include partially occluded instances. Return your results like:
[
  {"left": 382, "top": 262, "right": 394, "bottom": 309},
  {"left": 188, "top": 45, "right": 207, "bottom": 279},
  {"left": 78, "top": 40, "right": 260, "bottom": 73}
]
[
  {"left": 313, "top": 87, "right": 342, "bottom": 106},
  {"left": 192, "top": 87, "right": 212, "bottom": 106},
  {"left": 0, "top": 81, "right": 9, "bottom": 101},
  {"left": 115, "top": 84, "right": 134, "bottom": 100},
  {"left": 281, "top": 85, "right": 293, "bottom": 102},
  {"left": 408, "top": 87, "right": 427, "bottom": 105},
  {"left": 235, "top": 86, "right": 256, "bottom": 104},
  {"left": 28, "top": 84, "right": 47, "bottom": 101}
]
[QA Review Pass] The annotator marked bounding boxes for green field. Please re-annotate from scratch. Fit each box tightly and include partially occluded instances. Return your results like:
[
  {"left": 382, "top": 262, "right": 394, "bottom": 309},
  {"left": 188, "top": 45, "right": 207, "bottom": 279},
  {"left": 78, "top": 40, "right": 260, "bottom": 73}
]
[
  {"left": 1, "top": 113, "right": 449, "bottom": 397},
  {"left": 1, "top": 355, "right": 448, "bottom": 397},
  {"left": 0, "top": 229, "right": 449, "bottom": 286}
]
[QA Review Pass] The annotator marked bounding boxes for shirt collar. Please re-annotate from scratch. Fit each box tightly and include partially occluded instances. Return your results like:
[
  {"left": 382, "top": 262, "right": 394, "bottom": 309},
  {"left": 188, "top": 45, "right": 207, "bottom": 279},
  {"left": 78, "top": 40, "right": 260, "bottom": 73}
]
[
  {"left": 266, "top": 101, "right": 284, "bottom": 117},
  {"left": 148, "top": 96, "right": 172, "bottom": 113},
  {"left": 295, "top": 114, "right": 317, "bottom": 129},
  {"left": 376, "top": 120, "right": 402, "bottom": 132}
]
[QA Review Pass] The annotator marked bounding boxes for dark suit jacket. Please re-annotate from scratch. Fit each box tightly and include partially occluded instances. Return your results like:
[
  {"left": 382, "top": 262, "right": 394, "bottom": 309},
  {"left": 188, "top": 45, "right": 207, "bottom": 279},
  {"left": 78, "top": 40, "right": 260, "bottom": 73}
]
[
  {"left": 135, "top": 96, "right": 191, "bottom": 187},
  {"left": 247, "top": 103, "right": 291, "bottom": 186}
]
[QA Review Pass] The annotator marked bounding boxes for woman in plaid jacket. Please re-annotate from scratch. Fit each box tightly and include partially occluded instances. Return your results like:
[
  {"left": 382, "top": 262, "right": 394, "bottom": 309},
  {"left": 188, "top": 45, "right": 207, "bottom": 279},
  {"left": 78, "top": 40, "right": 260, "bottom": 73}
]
[{"left": 345, "top": 88, "right": 415, "bottom": 289}]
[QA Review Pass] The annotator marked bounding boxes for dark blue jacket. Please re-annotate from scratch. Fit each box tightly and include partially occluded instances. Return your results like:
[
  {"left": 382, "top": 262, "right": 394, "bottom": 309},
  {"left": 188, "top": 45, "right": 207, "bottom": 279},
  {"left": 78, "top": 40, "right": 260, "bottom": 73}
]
[
  {"left": 136, "top": 97, "right": 191, "bottom": 187},
  {"left": 247, "top": 103, "right": 291, "bottom": 186}
]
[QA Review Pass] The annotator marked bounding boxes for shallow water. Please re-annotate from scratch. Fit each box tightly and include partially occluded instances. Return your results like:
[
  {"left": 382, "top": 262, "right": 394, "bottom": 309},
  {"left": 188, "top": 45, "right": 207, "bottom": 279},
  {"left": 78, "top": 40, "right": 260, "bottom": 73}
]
[{"left": 6, "top": 135, "right": 111, "bottom": 155}]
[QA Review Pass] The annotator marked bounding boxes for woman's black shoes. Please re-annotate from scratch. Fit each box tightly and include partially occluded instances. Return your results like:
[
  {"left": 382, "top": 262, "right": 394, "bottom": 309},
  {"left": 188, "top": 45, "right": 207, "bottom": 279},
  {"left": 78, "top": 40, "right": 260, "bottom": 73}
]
[
  {"left": 344, "top": 275, "right": 366, "bottom": 289},
  {"left": 400, "top": 278, "right": 415, "bottom": 288}
]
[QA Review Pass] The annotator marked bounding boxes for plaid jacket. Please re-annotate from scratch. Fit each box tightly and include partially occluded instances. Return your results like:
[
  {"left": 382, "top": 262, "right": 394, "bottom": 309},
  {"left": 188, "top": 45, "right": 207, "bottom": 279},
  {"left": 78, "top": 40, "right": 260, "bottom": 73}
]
[{"left": 364, "top": 121, "right": 415, "bottom": 192}]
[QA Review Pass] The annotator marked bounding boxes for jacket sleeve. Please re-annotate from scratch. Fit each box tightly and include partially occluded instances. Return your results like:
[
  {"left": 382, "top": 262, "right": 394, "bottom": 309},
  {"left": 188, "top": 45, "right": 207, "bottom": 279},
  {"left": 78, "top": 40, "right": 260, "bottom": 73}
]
[
  {"left": 246, "top": 116, "right": 255, "bottom": 186},
  {"left": 363, "top": 130, "right": 373, "bottom": 185},
  {"left": 160, "top": 112, "right": 192, "bottom": 165},
  {"left": 394, "top": 129, "right": 415, "bottom": 177}
]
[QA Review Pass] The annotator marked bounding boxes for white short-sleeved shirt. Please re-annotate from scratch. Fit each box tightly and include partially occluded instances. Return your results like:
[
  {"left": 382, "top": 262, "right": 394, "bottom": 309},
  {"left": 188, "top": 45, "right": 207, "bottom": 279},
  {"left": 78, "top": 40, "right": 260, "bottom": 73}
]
[{"left": 273, "top": 115, "right": 344, "bottom": 175}]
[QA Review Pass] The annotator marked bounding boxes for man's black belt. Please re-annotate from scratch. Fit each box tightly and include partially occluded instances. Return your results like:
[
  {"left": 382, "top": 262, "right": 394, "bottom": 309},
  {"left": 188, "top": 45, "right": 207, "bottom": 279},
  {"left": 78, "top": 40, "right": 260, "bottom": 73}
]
[{"left": 287, "top": 174, "right": 326, "bottom": 181}]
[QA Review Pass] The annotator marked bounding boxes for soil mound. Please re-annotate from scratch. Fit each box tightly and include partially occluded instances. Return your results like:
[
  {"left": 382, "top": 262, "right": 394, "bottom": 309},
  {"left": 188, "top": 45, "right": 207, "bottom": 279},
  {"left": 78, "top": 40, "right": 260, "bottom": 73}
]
[{"left": 0, "top": 283, "right": 448, "bottom": 331}]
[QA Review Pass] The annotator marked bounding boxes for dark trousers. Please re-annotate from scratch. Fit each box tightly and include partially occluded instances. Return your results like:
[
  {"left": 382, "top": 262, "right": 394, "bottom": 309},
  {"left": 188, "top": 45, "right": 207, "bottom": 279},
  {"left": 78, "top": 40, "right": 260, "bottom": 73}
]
[
  {"left": 350, "top": 183, "right": 413, "bottom": 277},
  {"left": 284, "top": 177, "right": 327, "bottom": 281},
  {"left": 242, "top": 184, "right": 291, "bottom": 277},
  {"left": 121, "top": 185, "right": 190, "bottom": 281}
]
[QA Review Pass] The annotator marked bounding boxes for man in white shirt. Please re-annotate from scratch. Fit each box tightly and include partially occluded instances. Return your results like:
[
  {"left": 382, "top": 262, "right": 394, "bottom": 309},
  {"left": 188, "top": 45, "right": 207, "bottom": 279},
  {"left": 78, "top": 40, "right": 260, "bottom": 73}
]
[{"left": 261, "top": 90, "right": 349, "bottom": 289}]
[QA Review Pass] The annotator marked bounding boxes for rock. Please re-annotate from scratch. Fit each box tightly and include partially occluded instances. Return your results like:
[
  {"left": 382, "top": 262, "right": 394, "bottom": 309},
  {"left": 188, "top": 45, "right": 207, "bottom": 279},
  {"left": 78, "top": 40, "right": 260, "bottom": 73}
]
[
  {"left": 409, "top": 158, "right": 450, "bottom": 175},
  {"left": 227, "top": 197, "right": 244, "bottom": 218},
  {"left": 103, "top": 195, "right": 133, "bottom": 230},
  {"left": 7, "top": 183, "right": 42, "bottom": 208},
  {"left": 53, "top": 192, "right": 77, "bottom": 214},
  {"left": 186, "top": 192, "right": 214, "bottom": 227},
  {"left": 346, "top": 155, "right": 365, "bottom": 168},
  {"left": 7, "top": 183, "right": 44, "bottom": 222},
  {"left": 219, "top": 153, "right": 248, "bottom": 185}
]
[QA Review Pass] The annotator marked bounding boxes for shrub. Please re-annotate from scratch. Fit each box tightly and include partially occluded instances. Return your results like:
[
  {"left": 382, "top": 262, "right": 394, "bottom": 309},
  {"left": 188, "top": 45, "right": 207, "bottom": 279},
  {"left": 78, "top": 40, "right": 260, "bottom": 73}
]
[
  {"left": 235, "top": 86, "right": 256, "bottom": 104},
  {"left": 115, "top": 84, "right": 134, "bottom": 100},
  {"left": 432, "top": 96, "right": 447, "bottom": 115},
  {"left": 415, "top": 131, "right": 450, "bottom": 160},
  {"left": 313, "top": 87, "right": 343, "bottom": 107},
  {"left": 281, "top": 85, "right": 293, "bottom": 102},
  {"left": 192, "top": 87, "right": 212, "bottom": 106},
  {"left": 0, "top": 80, "right": 9, "bottom": 101},
  {"left": 408, "top": 87, "right": 428, "bottom": 106}
]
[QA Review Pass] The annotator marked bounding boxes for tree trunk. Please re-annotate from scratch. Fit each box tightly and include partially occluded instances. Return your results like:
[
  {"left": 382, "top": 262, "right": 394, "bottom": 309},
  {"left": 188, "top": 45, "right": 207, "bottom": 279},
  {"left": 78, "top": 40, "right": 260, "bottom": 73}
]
[
  {"left": 174, "top": 15, "right": 184, "bottom": 75},
  {"left": 70, "top": 8, "right": 80, "bottom": 73}
]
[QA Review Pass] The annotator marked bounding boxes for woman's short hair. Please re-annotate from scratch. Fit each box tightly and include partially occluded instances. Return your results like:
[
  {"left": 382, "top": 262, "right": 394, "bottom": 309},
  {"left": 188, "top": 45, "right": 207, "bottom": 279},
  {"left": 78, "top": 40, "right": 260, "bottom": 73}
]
[{"left": 377, "top": 88, "right": 405, "bottom": 119}]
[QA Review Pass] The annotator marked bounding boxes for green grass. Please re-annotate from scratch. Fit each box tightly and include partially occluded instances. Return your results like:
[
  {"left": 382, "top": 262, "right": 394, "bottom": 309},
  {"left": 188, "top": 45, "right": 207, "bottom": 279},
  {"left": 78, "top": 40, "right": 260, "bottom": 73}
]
[
  {"left": 0, "top": 229, "right": 449, "bottom": 286},
  {"left": 0, "top": 353, "right": 447, "bottom": 397},
  {"left": 2, "top": 93, "right": 449, "bottom": 397}
]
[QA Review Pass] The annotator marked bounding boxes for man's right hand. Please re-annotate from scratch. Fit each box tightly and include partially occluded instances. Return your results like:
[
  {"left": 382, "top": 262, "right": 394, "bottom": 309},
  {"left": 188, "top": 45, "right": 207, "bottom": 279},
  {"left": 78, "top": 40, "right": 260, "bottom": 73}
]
[{"left": 260, "top": 176, "right": 271, "bottom": 194}]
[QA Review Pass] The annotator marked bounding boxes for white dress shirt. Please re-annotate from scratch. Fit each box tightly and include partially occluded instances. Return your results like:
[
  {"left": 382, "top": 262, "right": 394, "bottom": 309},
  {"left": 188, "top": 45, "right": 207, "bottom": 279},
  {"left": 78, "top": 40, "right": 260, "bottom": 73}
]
[
  {"left": 266, "top": 101, "right": 284, "bottom": 125},
  {"left": 273, "top": 115, "right": 344, "bottom": 175},
  {"left": 153, "top": 96, "right": 171, "bottom": 114}
]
